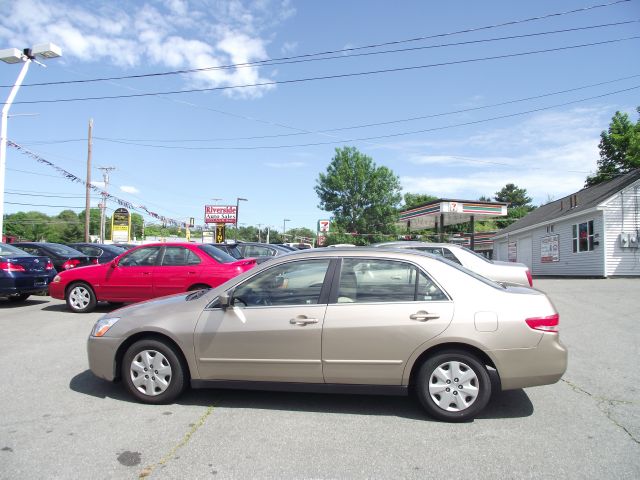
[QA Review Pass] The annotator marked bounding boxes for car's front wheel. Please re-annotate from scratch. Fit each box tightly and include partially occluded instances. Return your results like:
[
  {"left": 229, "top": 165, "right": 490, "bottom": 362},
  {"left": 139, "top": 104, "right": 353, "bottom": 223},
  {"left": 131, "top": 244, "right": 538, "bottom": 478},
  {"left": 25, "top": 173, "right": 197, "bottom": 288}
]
[
  {"left": 122, "top": 339, "right": 186, "bottom": 404},
  {"left": 66, "top": 282, "right": 96, "bottom": 313},
  {"left": 415, "top": 350, "right": 491, "bottom": 422}
]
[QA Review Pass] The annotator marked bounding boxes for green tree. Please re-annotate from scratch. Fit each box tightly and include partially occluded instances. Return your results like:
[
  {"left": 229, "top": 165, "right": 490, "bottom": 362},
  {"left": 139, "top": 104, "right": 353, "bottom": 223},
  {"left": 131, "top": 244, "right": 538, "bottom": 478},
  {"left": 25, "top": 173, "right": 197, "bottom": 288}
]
[
  {"left": 54, "top": 210, "right": 83, "bottom": 242},
  {"left": 403, "top": 193, "right": 438, "bottom": 209},
  {"left": 586, "top": 107, "right": 640, "bottom": 187},
  {"left": 494, "top": 183, "right": 533, "bottom": 208},
  {"left": 494, "top": 183, "right": 535, "bottom": 229},
  {"left": 315, "top": 147, "right": 402, "bottom": 234},
  {"left": 4, "top": 211, "right": 53, "bottom": 241}
]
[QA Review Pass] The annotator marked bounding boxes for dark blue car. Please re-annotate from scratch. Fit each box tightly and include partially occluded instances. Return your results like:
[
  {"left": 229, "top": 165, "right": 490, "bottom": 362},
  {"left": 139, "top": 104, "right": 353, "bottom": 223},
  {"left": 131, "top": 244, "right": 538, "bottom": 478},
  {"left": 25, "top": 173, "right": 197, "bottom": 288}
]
[{"left": 0, "top": 243, "right": 57, "bottom": 303}]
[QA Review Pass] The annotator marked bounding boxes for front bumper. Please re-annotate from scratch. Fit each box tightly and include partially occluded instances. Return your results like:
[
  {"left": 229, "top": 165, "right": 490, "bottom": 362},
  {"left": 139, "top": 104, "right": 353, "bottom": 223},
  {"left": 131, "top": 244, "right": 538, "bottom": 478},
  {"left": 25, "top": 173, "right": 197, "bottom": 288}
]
[
  {"left": 488, "top": 334, "right": 568, "bottom": 390},
  {"left": 87, "top": 335, "right": 123, "bottom": 381}
]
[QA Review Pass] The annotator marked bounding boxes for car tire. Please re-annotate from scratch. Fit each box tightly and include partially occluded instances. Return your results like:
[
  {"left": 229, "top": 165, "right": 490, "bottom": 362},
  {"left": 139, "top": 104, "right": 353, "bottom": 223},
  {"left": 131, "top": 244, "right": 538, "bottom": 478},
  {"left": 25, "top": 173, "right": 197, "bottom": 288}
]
[
  {"left": 8, "top": 293, "right": 30, "bottom": 303},
  {"left": 122, "top": 339, "right": 186, "bottom": 404},
  {"left": 65, "top": 282, "right": 97, "bottom": 313},
  {"left": 415, "top": 350, "right": 491, "bottom": 422}
]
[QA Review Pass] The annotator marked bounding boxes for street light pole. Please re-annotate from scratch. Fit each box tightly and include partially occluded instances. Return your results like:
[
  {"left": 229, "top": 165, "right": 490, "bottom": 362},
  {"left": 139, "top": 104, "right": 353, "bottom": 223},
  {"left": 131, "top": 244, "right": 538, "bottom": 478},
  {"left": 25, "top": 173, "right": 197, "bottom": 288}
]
[
  {"left": 235, "top": 197, "right": 247, "bottom": 241},
  {"left": 283, "top": 218, "right": 290, "bottom": 242},
  {"left": 0, "top": 43, "right": 62, "bottom": 239}
]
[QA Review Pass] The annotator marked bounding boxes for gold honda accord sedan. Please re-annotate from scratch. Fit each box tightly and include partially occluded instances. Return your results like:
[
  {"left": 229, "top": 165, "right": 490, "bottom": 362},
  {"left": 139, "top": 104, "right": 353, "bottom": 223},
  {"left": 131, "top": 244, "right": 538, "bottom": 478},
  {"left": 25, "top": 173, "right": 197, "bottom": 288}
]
[{"left": 87, "top": 247, "right": 567, "bottom": 422}]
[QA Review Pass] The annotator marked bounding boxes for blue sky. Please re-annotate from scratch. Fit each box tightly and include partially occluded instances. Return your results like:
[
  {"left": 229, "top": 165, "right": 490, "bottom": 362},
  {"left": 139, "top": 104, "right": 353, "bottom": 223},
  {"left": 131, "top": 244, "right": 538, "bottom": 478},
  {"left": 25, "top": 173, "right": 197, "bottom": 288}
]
[{"left": 1, "top": 0, "right": 639, "bottom": 234}]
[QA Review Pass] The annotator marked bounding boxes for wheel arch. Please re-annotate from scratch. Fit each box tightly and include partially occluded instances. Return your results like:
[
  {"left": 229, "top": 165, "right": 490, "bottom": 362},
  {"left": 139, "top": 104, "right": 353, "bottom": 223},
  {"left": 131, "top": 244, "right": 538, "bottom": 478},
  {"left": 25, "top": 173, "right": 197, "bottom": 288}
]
[
  {"left": 407, "top": 342, "right": 500, "bottom": 391},
  {"left": 114, "top": 332, "right": 192, "bottom": 384},
  {"left": 64, "top": 279, "right": 95, "bottom": 297}
]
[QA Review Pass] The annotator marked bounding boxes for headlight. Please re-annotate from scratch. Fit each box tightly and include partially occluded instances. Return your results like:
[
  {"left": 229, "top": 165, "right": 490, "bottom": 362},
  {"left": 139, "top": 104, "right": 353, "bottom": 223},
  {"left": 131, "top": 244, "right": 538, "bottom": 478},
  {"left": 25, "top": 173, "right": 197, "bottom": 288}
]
[
  {"left": 91, "top": 317, "right": 120, "bottom": 337},
  {"left": 53, "top": 275, "right": 61, "bottom": 283}
]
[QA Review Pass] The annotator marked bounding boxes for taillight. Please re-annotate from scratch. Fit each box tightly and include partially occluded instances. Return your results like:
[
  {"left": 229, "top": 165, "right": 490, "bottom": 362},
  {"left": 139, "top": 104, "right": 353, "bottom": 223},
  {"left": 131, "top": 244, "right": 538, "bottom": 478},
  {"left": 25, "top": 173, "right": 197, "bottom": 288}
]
[
  {"left": 525, "top": 313, "right": 559, "bottom": 333},
  {"left": 526, "top": 269, "right": 533, "bottom": 287},
  {"left": 62, "top": 259, "right": 81, "bottom": 270},
  {"left": 46, "top": 261, "right": 54, "bottom": 270},
  {"left": 0, "top": 261, "right": 26, "bottom": 272}
]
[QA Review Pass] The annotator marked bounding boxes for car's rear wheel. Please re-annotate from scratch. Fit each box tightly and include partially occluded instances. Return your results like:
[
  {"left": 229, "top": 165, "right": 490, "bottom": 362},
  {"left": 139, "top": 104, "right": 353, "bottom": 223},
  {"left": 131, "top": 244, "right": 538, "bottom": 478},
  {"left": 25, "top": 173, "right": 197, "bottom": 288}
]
[
  {"left": 8, "top": 293, "right": 30, "bottom": 303},
  {"left": 66, "top": 282, "right": 96, "bottom": 313},
  {"left": 415, "top": 350, "right": 491, "bottom": 422},
  {"left": 122, "top": 339, "right": 186, "bottom": 404}
]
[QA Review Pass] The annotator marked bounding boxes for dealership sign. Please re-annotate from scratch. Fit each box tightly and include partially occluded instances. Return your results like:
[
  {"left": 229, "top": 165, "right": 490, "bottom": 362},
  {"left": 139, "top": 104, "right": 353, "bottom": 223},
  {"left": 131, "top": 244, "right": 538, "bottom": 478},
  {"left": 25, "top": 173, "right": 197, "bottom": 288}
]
[{"left": 204, "top": 205, "right": 237, "bottom": 224}]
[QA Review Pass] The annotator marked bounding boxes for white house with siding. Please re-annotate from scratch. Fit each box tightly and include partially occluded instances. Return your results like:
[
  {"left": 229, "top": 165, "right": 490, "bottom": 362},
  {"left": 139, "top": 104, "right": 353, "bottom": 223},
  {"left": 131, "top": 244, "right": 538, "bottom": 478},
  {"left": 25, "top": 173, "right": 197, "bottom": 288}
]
[{"left": 493, "top": 169, "right": 640, "bottom": 277}]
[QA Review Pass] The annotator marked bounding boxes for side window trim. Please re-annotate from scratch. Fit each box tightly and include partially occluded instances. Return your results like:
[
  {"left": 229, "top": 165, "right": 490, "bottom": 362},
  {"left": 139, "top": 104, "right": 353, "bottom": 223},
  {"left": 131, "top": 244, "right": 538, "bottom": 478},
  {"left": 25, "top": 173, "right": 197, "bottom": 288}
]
[{"left": 329, "top": 256, "right": 452, "bottom": 304}]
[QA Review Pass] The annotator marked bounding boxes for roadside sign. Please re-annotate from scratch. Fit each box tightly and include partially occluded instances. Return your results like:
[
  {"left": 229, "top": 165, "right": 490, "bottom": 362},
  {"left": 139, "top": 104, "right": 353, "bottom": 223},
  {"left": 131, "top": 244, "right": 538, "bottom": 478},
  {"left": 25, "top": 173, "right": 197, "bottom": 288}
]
[{"left": 205, "top": 205, "right": 237, "bottom": 224}]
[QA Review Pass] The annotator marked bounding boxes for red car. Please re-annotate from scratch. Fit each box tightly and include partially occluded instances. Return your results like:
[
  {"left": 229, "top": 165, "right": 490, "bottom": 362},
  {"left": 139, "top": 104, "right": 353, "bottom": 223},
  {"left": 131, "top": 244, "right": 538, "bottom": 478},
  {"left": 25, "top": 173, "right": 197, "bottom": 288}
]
[{"left": 49, "top": 242, "right": 256, "bottom": 313}]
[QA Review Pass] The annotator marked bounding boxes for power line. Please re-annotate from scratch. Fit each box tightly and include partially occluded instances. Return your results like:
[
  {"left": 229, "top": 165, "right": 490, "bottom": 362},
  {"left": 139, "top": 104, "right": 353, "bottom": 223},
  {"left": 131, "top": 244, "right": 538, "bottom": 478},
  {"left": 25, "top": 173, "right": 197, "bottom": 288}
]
[
  {"left": 5, "top": 202, "right": 85, "bottom": 209},
  {"left": 6, "top": 191, "right": 92, "bottom": 199},
  {"left": 5, "top": 18, "right": 636, "bottom": 88},
  {"left": 8, "top": 35, "right": 640, "bottom": 105},
  {"left": 88, "top": 84, "right": 640, "bottom": 150},
  {"left": 64, "top": 73, "right": 635, "bottom": 144}
]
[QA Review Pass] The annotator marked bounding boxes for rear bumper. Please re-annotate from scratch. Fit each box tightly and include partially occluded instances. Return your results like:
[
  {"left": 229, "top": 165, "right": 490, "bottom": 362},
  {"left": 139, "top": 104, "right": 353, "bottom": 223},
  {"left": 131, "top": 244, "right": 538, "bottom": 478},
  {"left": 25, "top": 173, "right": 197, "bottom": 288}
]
[
  {"left": 87, "top": 336, "right": 123, "bottom": 381},
  {"left": 488, "top": 335, "right": 568, "bottom": 390},
  {"left": 0, "top": 277, "right": 51, "bottom": 296}
]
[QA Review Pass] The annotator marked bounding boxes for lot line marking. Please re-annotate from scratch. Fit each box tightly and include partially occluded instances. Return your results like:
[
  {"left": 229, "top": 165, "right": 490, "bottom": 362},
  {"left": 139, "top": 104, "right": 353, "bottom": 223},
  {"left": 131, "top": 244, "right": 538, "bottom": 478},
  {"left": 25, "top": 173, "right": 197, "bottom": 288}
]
[{"left": 138, "top": 405, "right": 215, "bottom": 478}]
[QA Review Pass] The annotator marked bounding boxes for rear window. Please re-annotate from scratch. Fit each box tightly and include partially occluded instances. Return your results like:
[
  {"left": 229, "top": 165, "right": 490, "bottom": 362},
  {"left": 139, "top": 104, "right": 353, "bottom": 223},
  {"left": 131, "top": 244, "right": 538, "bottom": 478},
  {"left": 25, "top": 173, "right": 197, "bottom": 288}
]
[
  {"left": 0, "top": 244, "right": 32, "bottom": 257},
  {"left": 198, "top": 245, "right": 238, "bottom": 263},
  {"left": 44, "top": 244, "right": 85, "bottom": 256}
]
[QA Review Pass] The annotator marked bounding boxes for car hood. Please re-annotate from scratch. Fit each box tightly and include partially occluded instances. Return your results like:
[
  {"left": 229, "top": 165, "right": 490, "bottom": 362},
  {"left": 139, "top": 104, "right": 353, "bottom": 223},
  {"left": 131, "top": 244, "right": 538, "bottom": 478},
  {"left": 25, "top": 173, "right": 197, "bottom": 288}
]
[{"left": 107, "top": 289, "right": 214, "bottom": 318}]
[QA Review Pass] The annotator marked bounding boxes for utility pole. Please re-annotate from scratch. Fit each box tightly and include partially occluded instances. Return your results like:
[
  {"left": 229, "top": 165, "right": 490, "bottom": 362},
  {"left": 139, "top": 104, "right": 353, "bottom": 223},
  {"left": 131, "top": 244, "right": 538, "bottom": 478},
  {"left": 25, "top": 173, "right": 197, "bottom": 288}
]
[
  {"left": 98, "top": 166, "right": 115, "bottom": 243},
  {"left": 84, "top": 119, "right": 93, "bottom": 242}
]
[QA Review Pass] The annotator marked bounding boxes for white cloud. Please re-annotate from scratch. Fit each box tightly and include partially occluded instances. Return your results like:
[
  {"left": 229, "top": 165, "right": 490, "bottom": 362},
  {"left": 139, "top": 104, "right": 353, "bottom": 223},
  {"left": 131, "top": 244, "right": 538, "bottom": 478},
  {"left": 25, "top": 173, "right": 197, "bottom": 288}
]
[
  {"left": 0, "top": 0, "right": 296, "bottom": 99},
  {"left": 281, "top": 41, "right": 298, "bottom": 55},
  {"left": 120, "top": 185, "right": 140, "bottom": 194},
  {"left": 396, "top": 107, "right": 611, "bottom": 205}
]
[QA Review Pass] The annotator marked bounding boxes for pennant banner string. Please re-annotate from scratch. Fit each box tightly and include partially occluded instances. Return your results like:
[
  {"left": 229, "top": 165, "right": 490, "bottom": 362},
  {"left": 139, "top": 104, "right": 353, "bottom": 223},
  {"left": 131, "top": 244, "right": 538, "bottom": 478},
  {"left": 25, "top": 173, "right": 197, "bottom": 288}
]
[{"left": 7, "top": 140, "right": 186, "bottom": 227}]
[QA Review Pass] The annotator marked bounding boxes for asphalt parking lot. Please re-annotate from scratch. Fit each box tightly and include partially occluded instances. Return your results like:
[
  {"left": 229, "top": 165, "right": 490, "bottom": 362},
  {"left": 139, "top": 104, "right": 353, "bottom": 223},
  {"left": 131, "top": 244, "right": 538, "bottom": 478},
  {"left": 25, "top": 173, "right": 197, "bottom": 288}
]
[{"left": 1, "top": 279, "right": 638, "bottom": 479}]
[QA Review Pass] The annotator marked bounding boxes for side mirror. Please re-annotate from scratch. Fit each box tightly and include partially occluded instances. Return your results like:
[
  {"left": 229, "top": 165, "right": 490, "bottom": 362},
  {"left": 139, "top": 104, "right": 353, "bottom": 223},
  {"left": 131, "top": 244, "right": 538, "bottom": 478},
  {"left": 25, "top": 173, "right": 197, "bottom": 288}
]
[{"left": 218, "top": 292, "right": 231, "bottom": 308}]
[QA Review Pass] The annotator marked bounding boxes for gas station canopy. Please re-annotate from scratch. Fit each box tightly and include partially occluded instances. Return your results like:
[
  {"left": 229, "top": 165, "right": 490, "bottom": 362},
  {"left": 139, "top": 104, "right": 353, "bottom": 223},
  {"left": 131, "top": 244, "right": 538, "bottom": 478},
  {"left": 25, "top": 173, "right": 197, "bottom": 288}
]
[{"left": 398, "top": 199, "right": 508, "bottom": 231}]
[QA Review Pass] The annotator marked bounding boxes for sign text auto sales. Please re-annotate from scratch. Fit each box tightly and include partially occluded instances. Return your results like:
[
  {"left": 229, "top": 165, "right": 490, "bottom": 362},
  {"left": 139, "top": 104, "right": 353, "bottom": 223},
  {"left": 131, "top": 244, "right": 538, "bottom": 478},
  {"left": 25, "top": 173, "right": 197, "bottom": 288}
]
[{"left": 204, "top": 205, "right": 237, "bottom": 224}]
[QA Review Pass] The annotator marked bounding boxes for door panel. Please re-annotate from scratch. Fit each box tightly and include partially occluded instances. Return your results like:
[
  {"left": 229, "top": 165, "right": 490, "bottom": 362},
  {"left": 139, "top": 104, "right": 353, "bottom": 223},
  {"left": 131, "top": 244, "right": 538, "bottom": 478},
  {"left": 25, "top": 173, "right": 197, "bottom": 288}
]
[
  {"left": 193, "top": 258, "right": 332, "bottom": 382},
  {"left": 100, "top": 247, "right": 159, "bottom": 300},
  {"left": 194, "top": 305, "right": 325, "bottom": 382},
  {"left": 322, "top": 258, "right": 454, "bottom": 385},
  {"left": 153, "top": 246, "right": 202, "bottom": 296}
]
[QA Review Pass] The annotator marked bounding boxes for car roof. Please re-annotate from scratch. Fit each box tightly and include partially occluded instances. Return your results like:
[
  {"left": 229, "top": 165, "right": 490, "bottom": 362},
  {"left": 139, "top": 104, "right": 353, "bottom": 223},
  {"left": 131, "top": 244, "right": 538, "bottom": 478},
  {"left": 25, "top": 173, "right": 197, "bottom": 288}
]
[{"left": 372, "top": 241, "right": 463, "bottom": 249}]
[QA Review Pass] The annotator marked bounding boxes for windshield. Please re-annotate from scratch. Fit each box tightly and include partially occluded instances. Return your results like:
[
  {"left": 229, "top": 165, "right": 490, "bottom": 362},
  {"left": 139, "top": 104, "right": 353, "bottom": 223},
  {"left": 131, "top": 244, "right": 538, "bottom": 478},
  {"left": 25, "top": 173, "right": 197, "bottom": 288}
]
[
  {"left": 0, "top": 243, "right": 33, "bottom": 257},
  {"left": 198, "top": 244, "right": 238, "bottom": 263}
]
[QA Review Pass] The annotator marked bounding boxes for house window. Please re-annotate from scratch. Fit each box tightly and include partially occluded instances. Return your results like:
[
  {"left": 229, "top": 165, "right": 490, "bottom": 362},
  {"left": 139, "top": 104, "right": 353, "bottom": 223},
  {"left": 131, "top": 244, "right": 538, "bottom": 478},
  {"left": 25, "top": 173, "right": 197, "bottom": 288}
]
[
  {"left": 572, "top": 220, "right": 594, "bottom": 252},
  {"left": 546, "top": 225, "right": 554, "bottom": 233}
]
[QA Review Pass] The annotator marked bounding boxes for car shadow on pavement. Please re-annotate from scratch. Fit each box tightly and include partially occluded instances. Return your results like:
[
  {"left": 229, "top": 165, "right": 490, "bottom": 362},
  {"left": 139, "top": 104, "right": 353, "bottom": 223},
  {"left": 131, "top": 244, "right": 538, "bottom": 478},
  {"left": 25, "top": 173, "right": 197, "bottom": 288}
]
[
  {"left": 0, "top": 298, "right": 50, "bottom": 308},
  {"left": 41, "top": 303, "right": 116, "bottom": 313},
  {"left": 70, "top": 370, "right": 534, "bottom": 421}
]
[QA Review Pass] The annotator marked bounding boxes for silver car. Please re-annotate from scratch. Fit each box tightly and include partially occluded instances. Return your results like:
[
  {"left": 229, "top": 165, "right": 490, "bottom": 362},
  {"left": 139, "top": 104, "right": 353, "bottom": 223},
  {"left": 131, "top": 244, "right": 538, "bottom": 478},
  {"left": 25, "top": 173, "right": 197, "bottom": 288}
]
[
  {"left": 373, "top": 241, "right": 532, "bottom": 286},
  {"left": 87, "top": 248, "right": 566, "bottom": 422}
]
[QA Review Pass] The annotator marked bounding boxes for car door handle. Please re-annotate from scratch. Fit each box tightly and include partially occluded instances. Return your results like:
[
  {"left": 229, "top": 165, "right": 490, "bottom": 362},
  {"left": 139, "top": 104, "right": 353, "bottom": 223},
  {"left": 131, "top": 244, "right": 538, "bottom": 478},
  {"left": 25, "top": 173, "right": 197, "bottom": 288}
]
[
  {"left": 409, "top": 311, "right": 440, "bottom": 322},
  {"left": 289, "top": 316, "right": 319, "bottom": 326}
]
